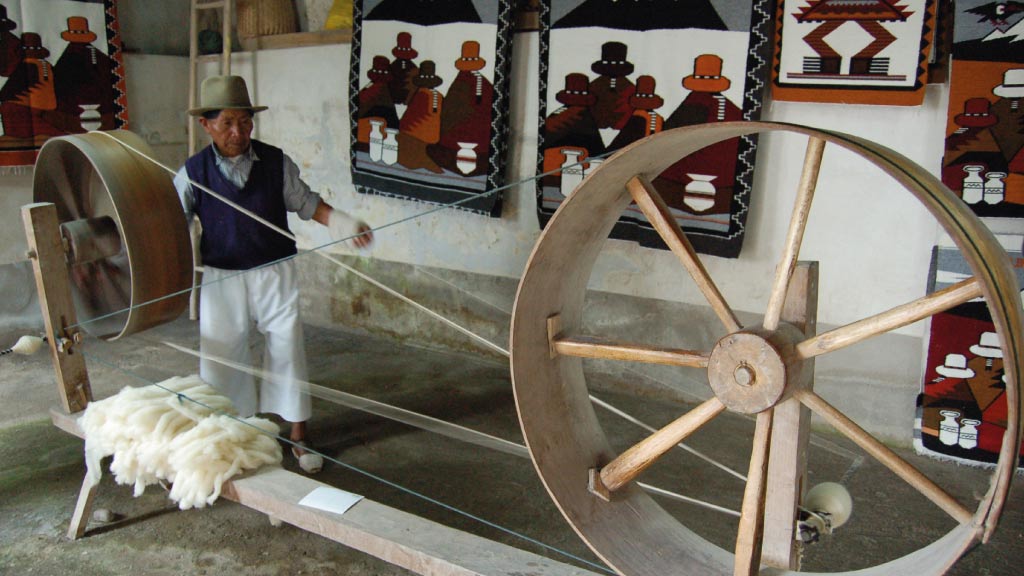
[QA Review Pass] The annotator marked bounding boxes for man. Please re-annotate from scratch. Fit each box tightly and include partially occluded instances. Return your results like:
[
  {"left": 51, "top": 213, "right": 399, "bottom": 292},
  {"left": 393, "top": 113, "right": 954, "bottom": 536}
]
[{"left": 174, "top": 75, "right": 372, "bottom": 474}]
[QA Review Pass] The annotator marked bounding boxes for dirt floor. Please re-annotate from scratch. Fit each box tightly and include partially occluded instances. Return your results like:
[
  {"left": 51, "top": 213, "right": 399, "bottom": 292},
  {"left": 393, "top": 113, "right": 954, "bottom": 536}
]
[{"left": 1, "top": 318, "right": 1023, "bottom": 575}]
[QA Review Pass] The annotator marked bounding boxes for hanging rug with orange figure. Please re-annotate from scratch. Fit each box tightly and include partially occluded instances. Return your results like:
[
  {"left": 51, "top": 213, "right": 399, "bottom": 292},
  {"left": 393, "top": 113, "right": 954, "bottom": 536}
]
[
  {"left": 0, "top": 0, "right": 128, "bottom": 170},
  {"left": 535, "top": 0, "right": 772, "bottom": 258},
  {"left": 349, "top": 0, "right": 515, "bottom": 217}
]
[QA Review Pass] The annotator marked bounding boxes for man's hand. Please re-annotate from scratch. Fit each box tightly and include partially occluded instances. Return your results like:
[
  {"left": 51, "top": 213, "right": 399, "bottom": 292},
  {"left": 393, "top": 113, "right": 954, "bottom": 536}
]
[{"left": 328, "top": 208, "right": 373, "bottom": 249}]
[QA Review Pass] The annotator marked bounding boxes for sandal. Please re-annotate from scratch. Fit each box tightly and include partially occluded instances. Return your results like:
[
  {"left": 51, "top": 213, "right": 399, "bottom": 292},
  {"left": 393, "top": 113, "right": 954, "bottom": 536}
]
[{"left": 290, "top": 440, "right": 324, "bottom": 474}]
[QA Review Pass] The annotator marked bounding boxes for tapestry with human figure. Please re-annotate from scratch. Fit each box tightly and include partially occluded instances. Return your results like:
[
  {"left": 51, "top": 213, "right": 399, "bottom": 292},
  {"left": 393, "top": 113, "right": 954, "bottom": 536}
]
[
  {"left": 915, "top": 242, "right": 1024, "bottom": 469},
  {"left": 771, "top": 0, "right": 938, "bottom": 105},
  {"left": 940, "top": 0, "right": 1024, "bottom": 219},
  {"left": 349, "top": 0, "right": 514, "bottom": 217},
  {"left": 0, "top": 0, "right": 128, "bottom": 169},
  {"left": 536, "top": 0, "right": 772, "bottom": 258}
]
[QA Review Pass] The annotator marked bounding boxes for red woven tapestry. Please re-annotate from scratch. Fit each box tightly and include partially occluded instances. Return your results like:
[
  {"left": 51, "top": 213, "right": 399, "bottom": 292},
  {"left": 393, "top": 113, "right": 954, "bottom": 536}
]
[
  {"left": 940, "top": 0, "right": 1024, "bottom": 219},
  {"left": 772, "top": 0, "right": 937, "bottom": 105},
  {"left": 536, "top": 0, "right": 773, "bottom": 258},
  {"left": 0, "top": 0, "right": 128, "bottom": 169},
  {"left": 916, "top": 243, "right": 1024, "bottom": 469}
]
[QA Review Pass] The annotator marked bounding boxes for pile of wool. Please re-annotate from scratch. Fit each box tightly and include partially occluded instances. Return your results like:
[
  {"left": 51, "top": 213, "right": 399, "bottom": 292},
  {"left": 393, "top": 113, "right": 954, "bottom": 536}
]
[{"left": 81, "top": 375, "right": 282, "bottom": 509}]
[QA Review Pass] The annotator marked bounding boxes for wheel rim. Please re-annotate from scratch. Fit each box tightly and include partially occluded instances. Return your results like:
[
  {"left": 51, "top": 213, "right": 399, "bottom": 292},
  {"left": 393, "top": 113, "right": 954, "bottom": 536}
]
[
  {"left": 510, "top": 121, "right": 1021, "bottom": 575},
  {"left": 33, "top": 130, "right": 193, "bottom": 340}
]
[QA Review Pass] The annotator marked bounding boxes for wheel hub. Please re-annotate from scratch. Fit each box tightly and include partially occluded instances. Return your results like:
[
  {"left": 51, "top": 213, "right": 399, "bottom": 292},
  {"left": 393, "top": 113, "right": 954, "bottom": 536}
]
[{"left": 708, "top": 327, "right": 801, "bottom": 414}]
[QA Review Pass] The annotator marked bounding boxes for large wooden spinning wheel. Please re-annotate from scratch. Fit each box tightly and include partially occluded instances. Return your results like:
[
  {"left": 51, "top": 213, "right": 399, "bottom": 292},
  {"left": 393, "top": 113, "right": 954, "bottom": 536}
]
[
  {"left": 510, "top": 122, "right": 1022, "bottom": 575},
  {"left": 32, "top": 130, "right": 192, "bottom": 340}
]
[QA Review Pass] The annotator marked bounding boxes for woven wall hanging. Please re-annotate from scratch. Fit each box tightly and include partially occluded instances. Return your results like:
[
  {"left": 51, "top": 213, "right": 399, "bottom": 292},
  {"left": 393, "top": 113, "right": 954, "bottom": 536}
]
[
  {"left": 940, "top": 0, "right": 1024, "bottom": 219},
  {"left": 0, "top": 0, "right": 128, "bottom": 169},
  {"left": 350, "top": 0, "right": 514, "bottom": 217},
  {"left": 536, "top": 0, "right": 772, "bottom": 258}
]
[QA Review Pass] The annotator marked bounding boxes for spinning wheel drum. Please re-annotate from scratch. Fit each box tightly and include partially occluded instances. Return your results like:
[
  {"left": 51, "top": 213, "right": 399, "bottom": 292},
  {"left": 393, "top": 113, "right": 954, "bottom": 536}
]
[
  {"left": 510, "top": 122, "right": 1022, "bottom": 575},
  {"left": 32, "top": 131, "right": 192, "bottom": 340}
]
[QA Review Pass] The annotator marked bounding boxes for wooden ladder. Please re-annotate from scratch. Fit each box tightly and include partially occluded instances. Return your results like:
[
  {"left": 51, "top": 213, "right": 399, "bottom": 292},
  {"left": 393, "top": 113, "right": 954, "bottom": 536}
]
[
  {"left": 188, "top": 0, "right": 234, "bottom": 155},
  {"left": 187, "top": 1, "right": 233, "bottom": 319}
]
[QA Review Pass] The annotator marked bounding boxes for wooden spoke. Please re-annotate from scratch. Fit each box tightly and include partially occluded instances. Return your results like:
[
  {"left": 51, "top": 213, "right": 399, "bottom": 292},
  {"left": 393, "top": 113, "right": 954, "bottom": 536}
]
[
  {"left": 592, "top": 396, "right": 726, "bottom": 497},
  {"left": 552, "top": 335, "right": 709, "bottom": 368},
  {"left": 734, "top": 409, "right": 774, "bottom": 576},
  {"left": 796, "top": 390, "right": 973, "bottom": 524},
  {"left": 795, "top": 278, "right": 984, "bottom": 361},
  {"left": 763, "top": 137, "right": 826, "bottom": 332},
  {"left": 626, "top": 175, "right": 742, "bottom": 333}
]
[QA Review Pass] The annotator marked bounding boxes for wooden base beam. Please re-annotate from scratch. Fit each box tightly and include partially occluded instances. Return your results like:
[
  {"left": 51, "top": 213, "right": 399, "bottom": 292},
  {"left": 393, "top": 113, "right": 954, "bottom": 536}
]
[{"left": 50, "top": 410, "right": 601, "bottom": 576}]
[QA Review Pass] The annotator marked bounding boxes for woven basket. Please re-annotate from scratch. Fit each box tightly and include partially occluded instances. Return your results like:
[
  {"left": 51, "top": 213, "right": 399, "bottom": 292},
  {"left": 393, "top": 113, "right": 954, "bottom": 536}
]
[{"left": 237, "top": 0, "right": 298, "bottom": 38}]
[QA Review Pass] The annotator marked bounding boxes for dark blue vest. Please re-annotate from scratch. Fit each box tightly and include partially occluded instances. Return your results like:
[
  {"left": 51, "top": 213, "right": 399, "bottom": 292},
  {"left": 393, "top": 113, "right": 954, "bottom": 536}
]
[{"left": 185, "top": 140, "right": 297, "bottom": 270}]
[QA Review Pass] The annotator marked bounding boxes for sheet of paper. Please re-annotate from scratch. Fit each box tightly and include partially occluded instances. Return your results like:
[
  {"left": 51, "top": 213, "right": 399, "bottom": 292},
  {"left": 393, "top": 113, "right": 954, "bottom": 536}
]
[{"left": 298, "top": 486, "right": 364, "bottom": 516}]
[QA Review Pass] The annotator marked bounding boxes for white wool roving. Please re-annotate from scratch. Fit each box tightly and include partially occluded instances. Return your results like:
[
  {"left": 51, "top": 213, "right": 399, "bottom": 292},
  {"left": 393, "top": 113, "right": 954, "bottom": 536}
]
[{"left": 80, "top": 375, "right": 283, "bottom": 510}]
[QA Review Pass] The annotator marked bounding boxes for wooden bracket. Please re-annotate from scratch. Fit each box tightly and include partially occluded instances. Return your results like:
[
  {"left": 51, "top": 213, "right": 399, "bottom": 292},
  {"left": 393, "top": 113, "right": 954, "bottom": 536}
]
[{"left": 22, "top": 202, "right": 92, "bottom": 414}]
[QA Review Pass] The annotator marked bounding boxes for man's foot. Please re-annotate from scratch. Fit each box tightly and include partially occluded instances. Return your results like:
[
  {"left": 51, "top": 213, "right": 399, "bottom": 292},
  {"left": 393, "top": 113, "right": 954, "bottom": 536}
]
[{"left": 290, "top": 440, "right": 324, "bottom": 474}]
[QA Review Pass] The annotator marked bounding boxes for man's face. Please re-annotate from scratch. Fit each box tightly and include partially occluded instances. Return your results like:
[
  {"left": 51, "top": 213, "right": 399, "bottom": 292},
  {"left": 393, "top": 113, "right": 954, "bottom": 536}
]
[{"left": 199, "top": 109, "right": 253, "bottom": 158}]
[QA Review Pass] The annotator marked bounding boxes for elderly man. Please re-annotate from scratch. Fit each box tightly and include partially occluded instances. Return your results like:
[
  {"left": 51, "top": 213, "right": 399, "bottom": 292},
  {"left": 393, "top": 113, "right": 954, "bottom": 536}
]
[{"left": 174, "top": 75, "right": 372, "bottom": 474}]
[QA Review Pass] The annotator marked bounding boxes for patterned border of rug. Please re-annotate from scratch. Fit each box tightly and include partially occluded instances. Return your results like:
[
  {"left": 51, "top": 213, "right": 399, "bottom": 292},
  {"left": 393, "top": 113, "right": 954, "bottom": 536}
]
[
  {"left": 536, "top": 0, "right": 772, "bottom": 258},
  {"left": 0, "top": 0, "right": 128, "bottom": 169},
  {"left": 349, "top": 0, "right": 515, "bottom": 217}
]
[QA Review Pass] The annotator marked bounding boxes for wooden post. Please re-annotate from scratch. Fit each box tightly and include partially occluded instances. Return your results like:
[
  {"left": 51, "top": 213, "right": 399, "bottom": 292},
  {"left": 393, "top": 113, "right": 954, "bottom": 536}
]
[
  {"left": 22, "top": 203, "right": 92, "bottom": 413},
  {"left": 761, "top": 261, "right": 818, "bottom": 569}
]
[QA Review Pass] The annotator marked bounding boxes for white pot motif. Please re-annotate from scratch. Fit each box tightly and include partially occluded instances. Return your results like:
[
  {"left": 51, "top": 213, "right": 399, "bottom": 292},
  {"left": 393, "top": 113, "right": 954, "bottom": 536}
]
[
  {"left": 368, "top": 119, "right": 385, "bottom": 162},
  {"left": 684, "top": 173, "right": 717, "bottom": 212},
  {"left": 80, "top": 104, "right": 102, "bottom": 132},
  {"left": 456, "top": 142, "right": 478, "bottom": 175},
  {"left": 382, "top": 128, "right": 399, "bottom": 165},
  {"left": 560, "top": 149, "right": 584, "bottom": 198}
]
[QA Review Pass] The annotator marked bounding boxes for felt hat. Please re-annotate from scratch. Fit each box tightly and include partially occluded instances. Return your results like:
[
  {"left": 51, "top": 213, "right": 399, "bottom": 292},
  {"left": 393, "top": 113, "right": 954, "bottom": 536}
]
[
  {"left": 368, "top": 55, "right": 391, "bottom": 82},
  {"left": 0, "top": 6, "right": 16, "bottom": 32},
  {"left": 556, "top": 73, "right": 596, "bottom": 107},
  {"left": 591, "top": 41, "right": 634, "bottom": 77},
  {"left": 993, "top": 68, "right": 1024, "bottom": 99},
  {"left": 455, "top": 40, "right": 486, "bottom": 72},
  {"left": 969, "top": 331, "right": 1003, "bottom": 358},
  {"left": 683, "top": 54, "right": 731, "bottom": 93},
  {"left": 935, "top": 353, "right": 975, "bottom": 379},
  {"left": 629, "top": 75, "right": 663, "bottom": 110},
  {"left": 392, "top": 32, "right": 418, "bottom": 60},
  {"left": 188, "top": 75, "right": 267, "bottom": 116},
  {"left": 413, "top": 60, "right": 443, "bottom": 88},
  {"left": 20, "top": 33, "right": 49, "bottom": 59},
  {"left": 955, "top": 97, "right": 997, "bottom": 128},
  {"left": 61, "top": 16, "right": 97, "bottom": 43}
]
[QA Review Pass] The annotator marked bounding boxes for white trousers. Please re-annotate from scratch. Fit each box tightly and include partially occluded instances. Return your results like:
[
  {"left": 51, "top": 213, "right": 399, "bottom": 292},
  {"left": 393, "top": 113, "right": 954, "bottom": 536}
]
[{"left": 199, "top": 260, "right": 311, "bottom": 422}]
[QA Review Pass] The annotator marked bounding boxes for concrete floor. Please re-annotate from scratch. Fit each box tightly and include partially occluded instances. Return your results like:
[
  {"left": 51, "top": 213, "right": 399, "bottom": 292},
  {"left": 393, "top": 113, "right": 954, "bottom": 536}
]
[{"left": 1, "top": 317, "right": 1023, "bottom": 575}]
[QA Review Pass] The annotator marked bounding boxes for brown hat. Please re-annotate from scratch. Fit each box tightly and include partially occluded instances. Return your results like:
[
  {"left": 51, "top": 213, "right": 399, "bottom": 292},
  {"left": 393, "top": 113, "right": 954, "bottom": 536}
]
[
  {"left": 683, "top": 54, "right": 731, "bottom": 93},
  {"left": 0, "top": 6, "right": 16, "bottom": 32},
  {"left": 591, "top": 42, "right": 633, "bottom": 77},
  {"left": 413, "top": 60, "right": 443, "bottom": 88},
  {"left": 392, "top": 32, "right": 418, "bottom": 60},
  {"left": 188, "top": 75, "right": 268, "bottom": 116},
  {"left": 20, "top": 33, "right": 49, "bottom": 59},
  {"left": 455, "top": 40, "right": 486, "bottom": 72},
  {"left": 368, "top": 55, "right": 391, "bottom": 82},
  {"left": 955, "top": 97, "right": 997, "bottom": 128},
  {"left": 629, "top": 75, "right": 663, "bottom": 110},
  {"left": 556, "top": 73, "right": 596, "bottom": 107},
  {"left": 61, "top": 16, "right": 97, "bottom": 43}
]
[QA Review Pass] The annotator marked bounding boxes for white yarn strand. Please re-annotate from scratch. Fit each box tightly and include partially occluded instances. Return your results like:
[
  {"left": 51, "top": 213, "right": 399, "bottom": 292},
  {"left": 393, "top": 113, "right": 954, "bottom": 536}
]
[{"left": 163, "top": 340, "right": 742, "bottom": 518}]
